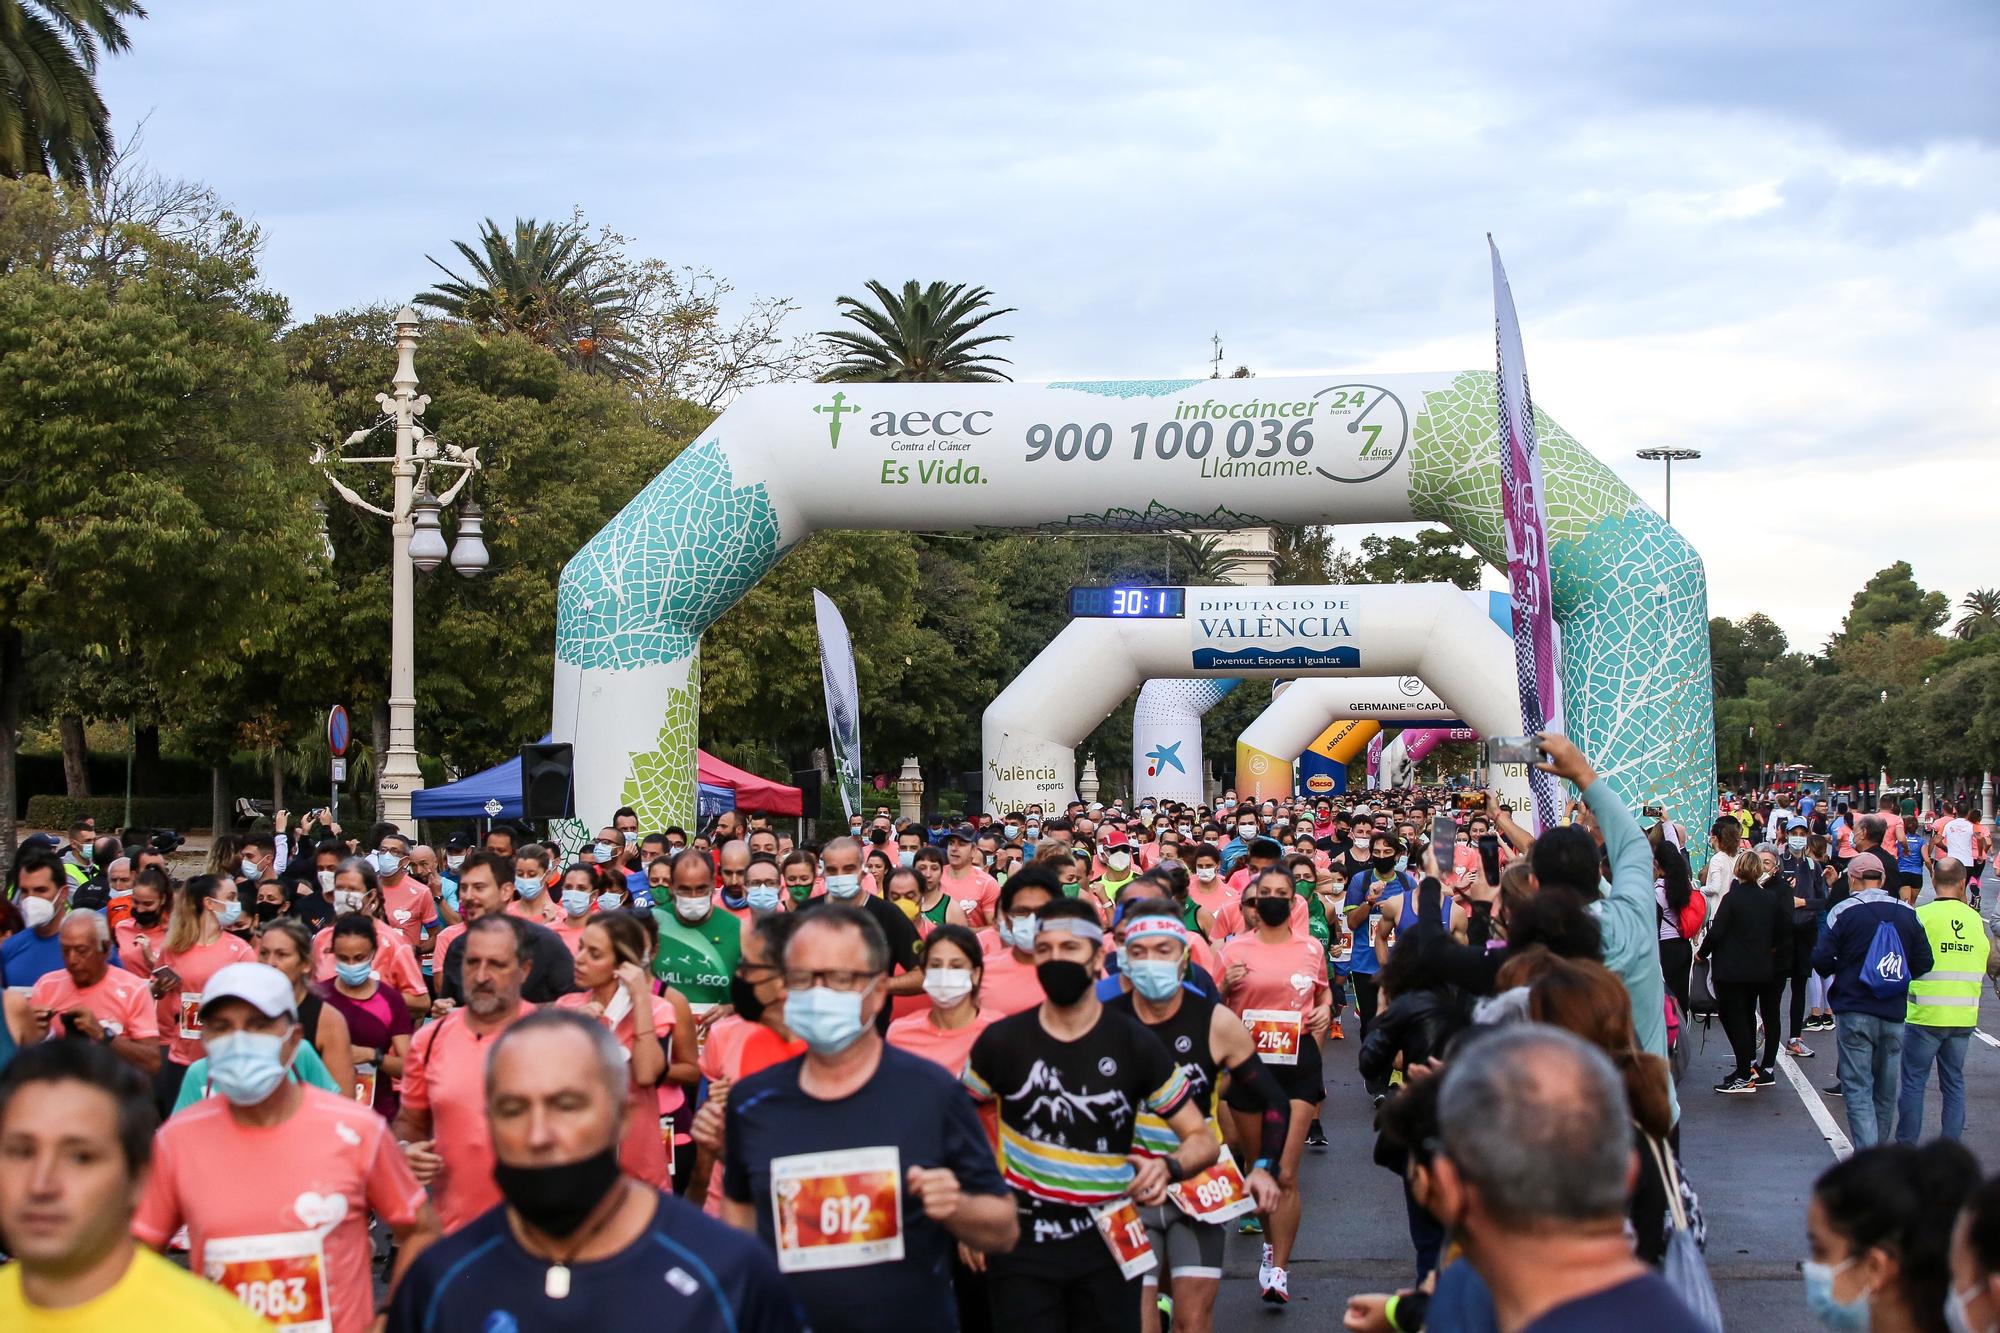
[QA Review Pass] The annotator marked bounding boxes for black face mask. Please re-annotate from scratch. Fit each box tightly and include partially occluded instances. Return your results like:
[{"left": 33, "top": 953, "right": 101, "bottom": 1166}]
[
  {"left": 132, "top": 909, "right": 162, "bottom": 928},
  {"left": 493, "top": 1144, "right": 621, "bottom": 1238},
  {"left": 1036, "top": 959, "right": 1094, "bottom": 1007},
  {"left": 1372, "top": 856, "right": 1398, "bottom": 875},
  {"left": 1253, "top": 896, "right": 1293, "bottom": 927},
  {"left": 252, "top": 900, "right": 282, "bottom": 923},
  {"left": 729, "top": 971, "right": 766, "bottom": 1023}
]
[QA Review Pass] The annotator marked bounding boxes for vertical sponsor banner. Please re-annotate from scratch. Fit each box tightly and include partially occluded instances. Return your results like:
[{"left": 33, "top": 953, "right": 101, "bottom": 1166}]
[
  {"left": 811, "top": 589, "right": 864, "bottom": 819},
  {"left": 1489, "top": 238, "right": 1565, "bottom": 833},
  {"left": 1365, "top": 730, "right": 1385, "bottom": 790}
]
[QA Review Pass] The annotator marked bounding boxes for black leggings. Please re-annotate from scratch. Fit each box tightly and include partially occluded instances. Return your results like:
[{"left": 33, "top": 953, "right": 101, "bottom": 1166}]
[
  {"left": 1658, "top": 937, "right": 1692, "bottom": 1014},
  {"left": 1352, "top": 973, "right": 1381, "bottom": 1036},
  {"left": 1716, "top": 981, "right": 1760, "bottom": 1080}
]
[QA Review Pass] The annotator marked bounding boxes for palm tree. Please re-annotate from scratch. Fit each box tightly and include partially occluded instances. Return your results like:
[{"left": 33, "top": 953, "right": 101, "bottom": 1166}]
[
  {"left": 417, "top": 217, "right": 637, "bottom": 377},
  {"left": 1954, "top": 588, "right": 2000, "bottom": 640},
  {"left": 819, "top": 280, "right": 1014, "bottom": 382},
  {"left": 0, "top": 0, "right": 144, "bottom": 185},
  {"left": 1166, "top": 534, "right": 1246, "bottom": 584}
]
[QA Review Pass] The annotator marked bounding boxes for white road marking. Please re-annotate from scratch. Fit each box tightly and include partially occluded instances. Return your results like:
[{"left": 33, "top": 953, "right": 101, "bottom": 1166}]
[
  {"left": 1778, "top": 1051, "right": 1852, "bottom": 1161},
  {"left": 1976, "top": 1028, "right": 2000, "bottom": 1050}
]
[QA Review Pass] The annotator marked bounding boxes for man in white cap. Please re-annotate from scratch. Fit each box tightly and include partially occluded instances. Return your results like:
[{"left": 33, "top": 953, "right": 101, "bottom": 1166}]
[{"left": 134, "top": 962, "right": 441, "bottom": 1333}]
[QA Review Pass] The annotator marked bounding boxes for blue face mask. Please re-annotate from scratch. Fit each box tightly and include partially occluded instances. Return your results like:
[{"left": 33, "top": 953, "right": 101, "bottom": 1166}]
[
  {"left": 334, "top": 959, "right": 374, "bottom": 987},
  {"left": 1002, "top": 914, "right": 1038, "bottom": 952},
  {"left": 1789, "top": 837, "right": 1808, "bottom": 854},
  {"left": 212, "top": 899, "right": 243, "bottom": 928},
  {"left": 1803, "top": 1259, "right": 1870, "bottom": 1331},
  {"left": 371, "top": 850, "right": 402, "bottom": 878},
  {"left": 825, "top": 874, "right": 862, "bottom": 900},
  {"left": 899, "top": 851, "right": 916, "bottom": 867},
  {"left": 1125, "top": 958, "right": 1183, "bottom": 1002},
  {"left": 1004, "top": 824, "right": 1020, "bottom": 840},
  {"left": 746, "top": 885, "right": 782, "bottom": 913},
  {"left": 515, "top": 875, "right": 544, "bottom": 900},
  {"left": 787, "top": 984, "right": 871, "bottom": 1056},
  {"left": 562, "top": 888, "right": 592, "bottom": 917},
  {"left": 1394, "top": 856, "right": 1409, "bottom": 873},
  {"left": 592, "top": 843, "right": 616, "bottom": 864},
  {"left": 205, "top": 1030, "right": 290, "bottom": 1106},
  {"left": 239, "top": 857, "right": 261, "bottom": 880}
]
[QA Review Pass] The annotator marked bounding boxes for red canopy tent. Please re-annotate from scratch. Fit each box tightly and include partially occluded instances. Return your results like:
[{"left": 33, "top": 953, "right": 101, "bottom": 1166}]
[{"left": 696, "top": 750, "right": 804, "bottom": 816}]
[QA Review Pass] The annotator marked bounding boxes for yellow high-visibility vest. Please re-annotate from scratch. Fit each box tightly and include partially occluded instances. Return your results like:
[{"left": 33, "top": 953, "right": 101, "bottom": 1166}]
[{"left": 1907, "top": 898, "right": 1989, "bottom": 1028}]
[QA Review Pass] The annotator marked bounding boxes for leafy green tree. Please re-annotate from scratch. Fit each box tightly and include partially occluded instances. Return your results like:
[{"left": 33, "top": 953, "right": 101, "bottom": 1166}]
[
  {"left": 1356, "top": 529, "right": 1482, "bottom": 589},
  {"left": 1831, "top": 561, "right": 1949, "bottom": 649},
  {"left": 0, "top": 0, "right": 142, "bottom": 185},
  {"left": 0, "top": 173, "right": 315, "bottom": 862},
  {"left": 1709, "top": 613, "right": 1789, "bottom": 697},
  {"left": 820, "top": 280, "right": 1014, "bottom": 383},
  {"left": 1953, "top": 589, "right": 2000, "bottom": 641},
  {"left": 418, "top": 216, "right": 638, "bottom": 378}
]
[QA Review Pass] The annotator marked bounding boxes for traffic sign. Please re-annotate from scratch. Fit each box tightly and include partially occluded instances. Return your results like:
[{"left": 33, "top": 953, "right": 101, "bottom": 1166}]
[{"left": 327, "top": 706, "right": 350, "bottom": 757}]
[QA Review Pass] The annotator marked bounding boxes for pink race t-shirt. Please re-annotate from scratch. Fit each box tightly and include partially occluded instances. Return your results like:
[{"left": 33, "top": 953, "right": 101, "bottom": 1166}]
[
  {"left": 550, "top": 918, "right": 590, "bottom": 956},
  {"left": 400, "top": 1006, "right": 529, "bottom": 1233},
  {"left": 378, "top": 879, "right": 439, "bottom": 953},
  {"left": 430, "top": 921, "right": 467, "bottom": 965},
  {"left": 1187, "top": 874, "right": 1238, "bottom": 921},
  {"left": 112, "top": 917, "right": 164, "bottom": 979},
  {"left": 553, "top": 990, "right": 677, "bottom": 1189},
  {"left": 1212, "top": 894, "right": 1311, "bottom": 943},
  {"left": 30, "top": 965, "right": 160, "bottom": 1041},
  {"left": 133, "top": 1086, "right": 425, "bottom": 1333},
  {"left": 1218, "top": 932, "right": 1331, "bottom": 1019},
  {"left": 310, "top": 922, "right": 424, "bottom": 998},
  {"left": 887, "top": 1008, "right": 992, "bottom": 1077},
  {"left": 159, "top": 935, "right": 257, "bottom": 1067},
  {"left": 941, "top": 867, "right": 1001, "bottom": 927},
  {"left": 977, "top": 950, "right": 1048, "bottom": 1019}
]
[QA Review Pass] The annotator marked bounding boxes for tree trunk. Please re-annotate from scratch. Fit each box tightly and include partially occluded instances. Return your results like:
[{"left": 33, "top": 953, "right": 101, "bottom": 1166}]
[
  {"left": 210, "top": 765, "right": 228, "bottom": 837},
  {"left": 134, "top": 724, "right": 161, "bottom": 793},
  {"left": 270, "top": 750, "right": 284, "bottom": 820},
  {"left": 0, "top": 626, "right": 21, "bottom": 871},
  {"left": 59, "top": 713, "right": 90, "bottom": 796}
]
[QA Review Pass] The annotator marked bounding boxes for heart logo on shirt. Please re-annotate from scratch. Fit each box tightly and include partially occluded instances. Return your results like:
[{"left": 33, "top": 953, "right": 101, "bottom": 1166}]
[
  {"left": 333, "top": 1121, "right": 362, "bottom": 1147},
  {"left": 1289, "top": 972, "right": 1313, "bottom": 994},
  {"left": 293, "top": 1191, "right": 349, "bottom": 1230},
  {"left": 391, "top": 909, "right": 412, "bottom": 924}
]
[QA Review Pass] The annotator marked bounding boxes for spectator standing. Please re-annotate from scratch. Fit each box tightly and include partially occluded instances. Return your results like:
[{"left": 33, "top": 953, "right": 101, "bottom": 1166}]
[{"left": 1812, "top": 852, "right": 1933, "bottom": 1148}]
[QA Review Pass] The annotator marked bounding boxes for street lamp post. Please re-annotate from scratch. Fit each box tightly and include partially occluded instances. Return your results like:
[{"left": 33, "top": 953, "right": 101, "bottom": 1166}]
[
  {"left": 1636, "top": 447, "right": 1701, "bottom": 525},
  {"left": 314, "top": 307, "right": 488, "bottom": 833}
]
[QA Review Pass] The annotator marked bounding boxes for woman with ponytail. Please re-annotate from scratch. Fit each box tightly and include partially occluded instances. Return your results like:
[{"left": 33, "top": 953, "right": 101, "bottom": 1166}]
[
  {"left": 1808, "top": 1140, "right": 1977, "bottom": 1332},
  {"left": 1527, "top": 956, "right": 1691, "bottom": 1267}
]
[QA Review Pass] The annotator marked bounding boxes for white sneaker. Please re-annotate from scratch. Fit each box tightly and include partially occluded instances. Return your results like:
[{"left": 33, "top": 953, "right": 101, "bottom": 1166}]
[
  {"left": 1257, "top": 1243, "right": 1275, "bottom": 1291},
  {"left": 1262, "top": 1265, "right": 1290, "bottom": 1304}
]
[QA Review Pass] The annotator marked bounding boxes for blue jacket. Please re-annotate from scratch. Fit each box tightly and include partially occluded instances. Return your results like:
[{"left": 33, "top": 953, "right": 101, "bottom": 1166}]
[
  {"left": 1811, "top": 889, "right": 1933, "bottom": 1020},
  {"left": 1582, "top": 781, "right": 1676, "bottom": 1125}
]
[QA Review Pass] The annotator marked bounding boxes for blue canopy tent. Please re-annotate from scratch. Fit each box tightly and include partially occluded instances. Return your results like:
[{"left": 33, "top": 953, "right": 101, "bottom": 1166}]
[{"left": 413, "top": 743, "right": 737, "bottom": 822}]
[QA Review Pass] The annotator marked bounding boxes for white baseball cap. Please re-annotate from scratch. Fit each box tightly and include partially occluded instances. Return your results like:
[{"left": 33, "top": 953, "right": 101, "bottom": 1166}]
[{"left": 198, "top": 962, "right": 298, "bottom": 1020}]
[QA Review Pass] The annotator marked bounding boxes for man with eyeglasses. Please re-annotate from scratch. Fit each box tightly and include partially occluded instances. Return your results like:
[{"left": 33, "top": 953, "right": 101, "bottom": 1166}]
[
  {"left": 717, "top": 904, "right": 1015, "bottom": 1333},
  {"left": 797, "top": 838, "right": 925, "bottom": 1033}
]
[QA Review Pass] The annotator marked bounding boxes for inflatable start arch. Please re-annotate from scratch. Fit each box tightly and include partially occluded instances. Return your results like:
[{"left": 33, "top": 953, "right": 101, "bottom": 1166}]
[{"left": 554, "top": 372, "right": 1716, "bottom": 835}]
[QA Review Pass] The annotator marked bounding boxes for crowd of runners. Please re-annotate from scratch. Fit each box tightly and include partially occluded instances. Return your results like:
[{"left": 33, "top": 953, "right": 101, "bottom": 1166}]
[{"left": 2, "top": 735, "right": 1999, "bottom": 1331}]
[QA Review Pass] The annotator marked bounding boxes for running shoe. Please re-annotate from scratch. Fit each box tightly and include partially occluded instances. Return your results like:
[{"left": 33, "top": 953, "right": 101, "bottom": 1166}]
[
  {"left": 1750, "top": 1066, "right": 1776, "bottom": 1086},
  {"left": 1304, "top": 1120, "right": 1328, "bottom": 1148},
  {"left": 1261, "top": 1266, "right": 1290, "bottom": 1305},
  {"left": 1713, "top": 1076, "right": 1756, "bottom": 1094},
  {"left": 1786, "top": 1038, "right": 1814, "bottom": 1058},
  {"left": 1823, "top": 1082, "right": 1844, "bottom": 1097},
  {"left": 1257, "top": 1244, "right": 1275, "bottom": 1293},
  {"left": 1239, "top": 1216, "right": 1264, "bottom": 1236},
  {"left": 1329, "top": 1019, "right": 1345, "bottom": 1041}
]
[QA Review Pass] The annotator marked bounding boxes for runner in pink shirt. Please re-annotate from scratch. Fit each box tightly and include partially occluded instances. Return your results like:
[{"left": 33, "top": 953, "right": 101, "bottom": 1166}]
[
  {"left": 393, "top": 915, "right": 534, "bottom": 1233},
  {"left": 978, "top": 870, "right": 1060, "bottom": 1018},
  {"left": 26, "top": 911, "right": 160, "bottom": 1075},
  {"left": 1218, "top": 864, "right": 1331, "bottom": 1303},
  {"left": 133, "top": 962, "right": 440, "bottom": 1333},
  {"left": 887, "top": 926, "right": 994, "bottom": 1076},
  {"left": 940, "top": 824, "right": 1000, "bottom": 927},
  {"left": 1187, "top": 844, "right": 1239, "bottom": 922},
  {"left": 549, "top": 864, "right": 600, "bottom": 955},
  {"left": 156, "top": 876, "right": 257, "bottom": 1087},
  {"left": 378, "top": 874, "right": 438, "bottom": 957},
  {"left": 552, "top": 913, "right": 697, "bottom": 1191},
  {"left": 112, "top": 870, "right": 171, "bottom": 982}
]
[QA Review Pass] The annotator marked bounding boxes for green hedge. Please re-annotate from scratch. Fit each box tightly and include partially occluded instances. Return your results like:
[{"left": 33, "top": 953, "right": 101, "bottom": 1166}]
[{"left": 23, "top": 795, "right": 214, "bottom": 834}]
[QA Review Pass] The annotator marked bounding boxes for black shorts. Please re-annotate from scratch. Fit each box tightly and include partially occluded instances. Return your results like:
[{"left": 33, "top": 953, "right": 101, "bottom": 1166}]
[{"left": 1224, "top": 1031, "right": 1325, "bottom": 1109}]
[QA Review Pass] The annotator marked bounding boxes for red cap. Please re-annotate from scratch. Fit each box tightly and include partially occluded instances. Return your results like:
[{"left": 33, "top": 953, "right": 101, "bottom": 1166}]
[
  {"left": 1845, "top": 852, "right": 1885, "bottom": 883},
  {"left": 1099, "top": 829, "right": 1131, "bottom": 849}
]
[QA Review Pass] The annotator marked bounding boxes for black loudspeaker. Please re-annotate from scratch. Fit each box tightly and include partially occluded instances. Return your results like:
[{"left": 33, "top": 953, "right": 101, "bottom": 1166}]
[
  {"left": 959, "top": 770, "right": 982, "bottom": 809},
  {"left": 791, "top": 768, "right": 825, "bottom": 815},
  {"left": 520, "top": 743, "right": 575, "bottom": 819}
]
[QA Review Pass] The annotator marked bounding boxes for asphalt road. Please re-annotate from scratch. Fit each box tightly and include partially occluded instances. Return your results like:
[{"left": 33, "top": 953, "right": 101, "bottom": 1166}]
[{"left": 1208, "top": 989, "right": 2000, "bottom": 1331}]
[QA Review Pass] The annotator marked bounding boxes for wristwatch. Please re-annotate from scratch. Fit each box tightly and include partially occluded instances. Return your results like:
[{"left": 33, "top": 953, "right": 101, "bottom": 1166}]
[
  {"left": 1251, "top": 1157, "right": 1275, "bottom": 1173},
  {"left": 1164, "top": 1156, "right": 1188, "bottom": 1183}
]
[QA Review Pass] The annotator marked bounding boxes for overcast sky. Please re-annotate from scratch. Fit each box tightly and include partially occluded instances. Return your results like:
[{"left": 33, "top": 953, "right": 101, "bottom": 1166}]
[{"left": 101, "top": 2, "right": 1998, "bottom": 651}]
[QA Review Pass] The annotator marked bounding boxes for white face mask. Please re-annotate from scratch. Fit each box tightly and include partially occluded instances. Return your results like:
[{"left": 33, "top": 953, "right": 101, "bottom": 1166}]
[
  {"left": 1106, "top": 851, "right": 1131, "bottom": 873},
  {"left": 446, "top": 854, "right": 465, "bottom": 872},
  {"left": 20, "top": 896, "right": 56, "bottom": 930},
  {"left": 1195, "top": 867, "right": 1218, "bottom": 883},
  {"left": 317, "top": 870, "right": 336, "bottom": 893},
  {"left": 333, "top": 890, "right": 365, "bottom": 916},
  {"left": 673, "top": 894, "right": 712, "bottom": 923},
  {"left": 923, "top": 969, "right": 976, "bottom": 1007}
]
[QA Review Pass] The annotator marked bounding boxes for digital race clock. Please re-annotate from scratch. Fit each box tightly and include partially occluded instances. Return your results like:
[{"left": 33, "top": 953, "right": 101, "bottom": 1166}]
[{"left": 1067, "top": 586, "right": 1186, "bottom": 619}]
